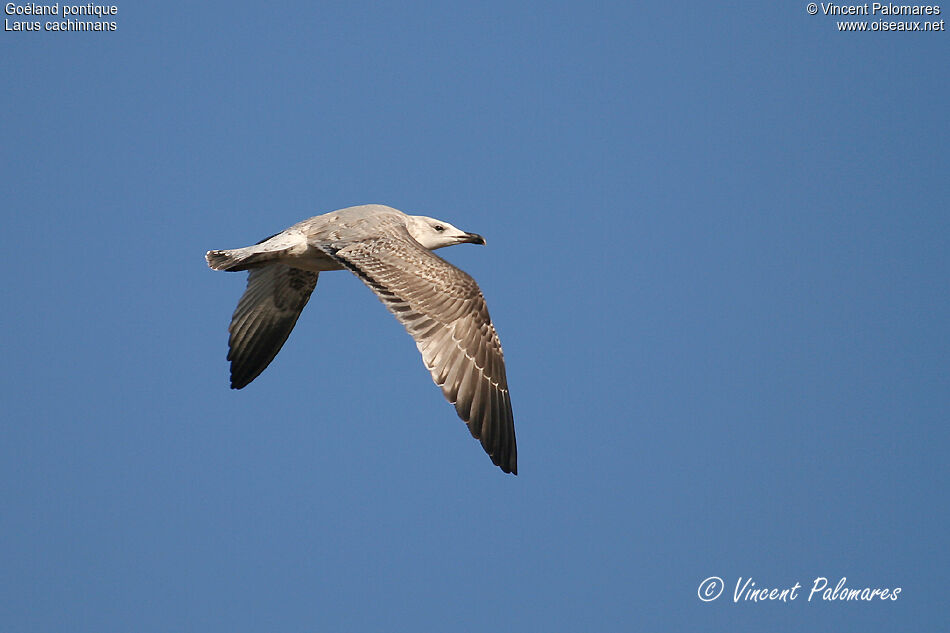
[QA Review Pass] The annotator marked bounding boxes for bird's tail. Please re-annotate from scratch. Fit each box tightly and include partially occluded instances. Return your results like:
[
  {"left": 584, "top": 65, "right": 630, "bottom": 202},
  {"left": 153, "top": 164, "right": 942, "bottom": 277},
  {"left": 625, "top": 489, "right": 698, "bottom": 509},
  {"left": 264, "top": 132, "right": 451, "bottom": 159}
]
[
  {"left": 205, "top": 247, "right": 274, "bottom": 272},
  {"left": 207, "top": 232, "right": 290, "bottom": 271}
]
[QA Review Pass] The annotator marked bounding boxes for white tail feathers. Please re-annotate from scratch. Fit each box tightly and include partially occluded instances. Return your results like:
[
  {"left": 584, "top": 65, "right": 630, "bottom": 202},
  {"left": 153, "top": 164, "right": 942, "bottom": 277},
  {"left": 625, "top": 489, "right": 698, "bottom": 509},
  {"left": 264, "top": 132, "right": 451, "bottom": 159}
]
[
  {"left": 206, "top": 245, "right": 290, "bottom": 271},
  {"left": 206, "top": 247, "right": 273, "bottom": 272},
  {"left": 206, "top": 249, "right": 243, "bottom": 271}
]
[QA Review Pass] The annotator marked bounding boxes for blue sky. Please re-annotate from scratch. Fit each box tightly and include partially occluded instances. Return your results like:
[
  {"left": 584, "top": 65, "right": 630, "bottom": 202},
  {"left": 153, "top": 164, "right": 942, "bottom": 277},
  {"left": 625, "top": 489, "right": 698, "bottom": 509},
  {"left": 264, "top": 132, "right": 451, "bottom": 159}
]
[{"left": 1, "top": 2, "right": 946, "bottom": 631}]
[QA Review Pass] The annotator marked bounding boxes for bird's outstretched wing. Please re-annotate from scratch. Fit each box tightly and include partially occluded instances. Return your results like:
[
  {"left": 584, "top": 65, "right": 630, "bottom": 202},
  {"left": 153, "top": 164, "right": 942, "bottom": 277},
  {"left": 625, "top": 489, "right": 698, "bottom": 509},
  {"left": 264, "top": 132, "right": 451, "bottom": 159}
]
[
  {"left": 227, "top": 265, "right": 318, "bottom": 389},
  {"left": 322, "top": 234, "right": 517, "bottom": 474}
]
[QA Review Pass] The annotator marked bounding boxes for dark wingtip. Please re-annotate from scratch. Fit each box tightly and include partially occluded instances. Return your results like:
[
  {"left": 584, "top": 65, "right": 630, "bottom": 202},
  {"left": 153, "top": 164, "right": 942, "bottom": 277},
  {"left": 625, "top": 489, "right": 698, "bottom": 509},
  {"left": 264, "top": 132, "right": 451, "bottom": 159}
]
[
  {"left": 496, "top": 454, "right": 517, "bottom": 475},
  {"left": 230, "top": 373, "right": 251, "bottom": 390}
]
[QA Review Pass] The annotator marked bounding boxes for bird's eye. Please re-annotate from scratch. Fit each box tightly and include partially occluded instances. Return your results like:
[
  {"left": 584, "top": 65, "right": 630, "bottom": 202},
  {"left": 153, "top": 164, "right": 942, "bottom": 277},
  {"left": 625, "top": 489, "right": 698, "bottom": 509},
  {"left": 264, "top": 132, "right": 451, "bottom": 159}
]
[{"left": 433, "top": 225, "right": 445, "bottom": 232}]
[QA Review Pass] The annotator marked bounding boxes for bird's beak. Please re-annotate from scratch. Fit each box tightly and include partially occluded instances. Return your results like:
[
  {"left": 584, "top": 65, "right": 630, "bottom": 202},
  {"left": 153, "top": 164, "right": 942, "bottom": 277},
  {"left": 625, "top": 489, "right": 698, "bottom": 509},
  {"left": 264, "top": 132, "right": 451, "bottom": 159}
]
[{"left": 460, "top": 232, "right": 486, "bottom": 245}]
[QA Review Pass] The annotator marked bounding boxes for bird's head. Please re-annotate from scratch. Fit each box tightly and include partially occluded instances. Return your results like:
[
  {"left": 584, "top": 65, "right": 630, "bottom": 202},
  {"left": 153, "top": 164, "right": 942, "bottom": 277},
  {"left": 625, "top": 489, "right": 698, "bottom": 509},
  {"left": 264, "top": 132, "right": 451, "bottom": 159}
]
[{"left": 407, "top": 215, "right": 486, "bottom": 250}]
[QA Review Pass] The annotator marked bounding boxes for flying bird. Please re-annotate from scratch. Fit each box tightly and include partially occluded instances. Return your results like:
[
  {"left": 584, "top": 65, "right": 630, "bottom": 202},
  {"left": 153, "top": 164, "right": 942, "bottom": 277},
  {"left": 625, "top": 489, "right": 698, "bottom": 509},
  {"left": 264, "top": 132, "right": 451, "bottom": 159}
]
[{"left": 205, "top": 204, "right": 517, "bottom": 474}]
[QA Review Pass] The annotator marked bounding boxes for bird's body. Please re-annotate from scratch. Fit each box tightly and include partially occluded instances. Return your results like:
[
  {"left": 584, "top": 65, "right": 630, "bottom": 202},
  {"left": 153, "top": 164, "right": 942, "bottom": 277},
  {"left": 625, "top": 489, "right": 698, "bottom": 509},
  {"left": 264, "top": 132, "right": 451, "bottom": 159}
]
[{"left": 206, "top": 205, "right": 517, "bottom": 474}]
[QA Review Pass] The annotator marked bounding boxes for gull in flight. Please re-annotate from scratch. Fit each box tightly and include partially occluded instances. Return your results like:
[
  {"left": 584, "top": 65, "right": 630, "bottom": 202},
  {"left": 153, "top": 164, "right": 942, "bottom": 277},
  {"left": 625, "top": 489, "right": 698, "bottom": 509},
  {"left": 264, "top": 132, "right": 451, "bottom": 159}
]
[{"left": 206, "top": 204, "right": 517, "bottom": 474}]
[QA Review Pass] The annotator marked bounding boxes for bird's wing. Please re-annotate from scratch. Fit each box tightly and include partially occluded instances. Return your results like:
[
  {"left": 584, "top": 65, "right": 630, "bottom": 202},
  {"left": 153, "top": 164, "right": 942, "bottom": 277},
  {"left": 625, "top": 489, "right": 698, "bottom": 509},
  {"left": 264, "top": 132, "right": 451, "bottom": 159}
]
[
  {"left": 322, "top": 234, "right": 517, "bottom": 474},
  {"left": 227, "top": 264, "right": 318, "bottom": 389}
]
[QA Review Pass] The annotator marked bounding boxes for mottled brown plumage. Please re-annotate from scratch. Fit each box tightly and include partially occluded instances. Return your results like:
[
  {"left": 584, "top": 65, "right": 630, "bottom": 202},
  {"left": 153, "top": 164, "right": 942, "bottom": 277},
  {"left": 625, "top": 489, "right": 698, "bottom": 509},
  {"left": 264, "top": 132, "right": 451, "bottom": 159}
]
[{"left": 206, "top": 205, "right": 516, "bottom": 474}]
